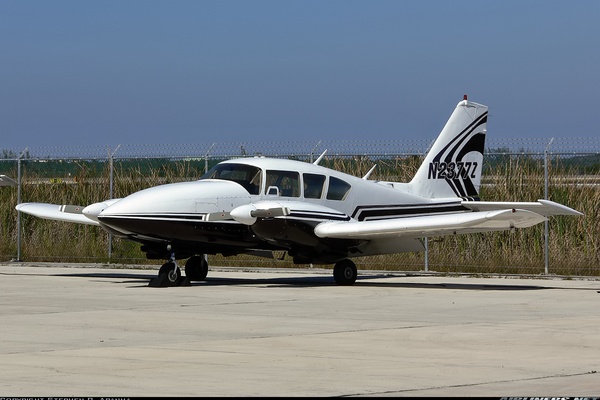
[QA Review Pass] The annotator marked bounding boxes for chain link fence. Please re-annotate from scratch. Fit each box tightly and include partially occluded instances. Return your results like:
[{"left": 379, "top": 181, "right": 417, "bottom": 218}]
[{"left": 1, "top": 138, "right": 599, "bottom": 276}]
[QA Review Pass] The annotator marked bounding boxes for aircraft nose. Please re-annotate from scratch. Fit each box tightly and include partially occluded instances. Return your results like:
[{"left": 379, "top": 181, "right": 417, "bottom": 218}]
[{"left": 97, "top": 180, "right": 252, "bottom": 219}]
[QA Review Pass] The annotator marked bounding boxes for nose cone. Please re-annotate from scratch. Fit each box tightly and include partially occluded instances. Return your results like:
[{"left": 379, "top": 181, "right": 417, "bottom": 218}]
[
  {"left": 230, "top": 204, "right": 257, "bottom": 225},
  {"left": 82, "top": 199, "right": 121, "bottom": 222}
]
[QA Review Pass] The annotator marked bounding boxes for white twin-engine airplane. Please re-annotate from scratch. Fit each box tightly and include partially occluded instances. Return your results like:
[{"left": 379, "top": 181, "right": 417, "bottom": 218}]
[{"left": 16, "top": 98, "right": 582, "bottom": 286}]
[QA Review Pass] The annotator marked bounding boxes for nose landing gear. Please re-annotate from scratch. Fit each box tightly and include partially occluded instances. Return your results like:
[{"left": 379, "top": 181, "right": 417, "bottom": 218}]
[
  {"left": 159, "top": 260, "right": 182, "bottom": 284},
  {"left": 149, "top": 250, "right": 187, "bottom": 287},
  {"left": 148, "top": 245, "right": 210, "bottom": 287}
]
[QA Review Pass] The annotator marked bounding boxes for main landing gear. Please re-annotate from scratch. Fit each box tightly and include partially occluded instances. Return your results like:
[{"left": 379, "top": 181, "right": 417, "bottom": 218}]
[
  {"left": 149, "top": 252, "right": 209, "bottom": 287},
  {"left": 333, "top": 259, "right": 357, "bottom": 286},
  {"left": 148, "top": 250, "right": 358, "bottom": 287},
  {"left": 184, "top": 255, "right": 209, "bottom": 281}
]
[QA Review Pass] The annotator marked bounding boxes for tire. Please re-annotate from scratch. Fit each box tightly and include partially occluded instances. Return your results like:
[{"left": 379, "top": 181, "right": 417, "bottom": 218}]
[
  {"left": 185, "top": 255, "right": 209, "bottom": 281},
  {"left": 333, "top": 259, "right": 357, "bottom": 286},
  {"left": 159, "top": 261, "right": 181, "bottom": 284}
]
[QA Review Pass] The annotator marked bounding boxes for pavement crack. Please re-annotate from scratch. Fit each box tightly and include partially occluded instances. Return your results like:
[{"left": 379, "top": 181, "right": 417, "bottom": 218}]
[{"left": 343, "top": 370, "right": 599, "bottom": 396}]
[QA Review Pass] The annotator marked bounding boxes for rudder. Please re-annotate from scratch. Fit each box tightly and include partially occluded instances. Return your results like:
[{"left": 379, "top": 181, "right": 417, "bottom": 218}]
[{"left": 409, "top": 97, "right": 487, "bottom": 200}]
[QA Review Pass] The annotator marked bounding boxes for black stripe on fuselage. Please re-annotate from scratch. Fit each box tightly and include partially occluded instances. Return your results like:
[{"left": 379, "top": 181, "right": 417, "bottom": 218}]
[
  {"left": 98, "top": 214, "right": 256, "bottom": 246},
  {"left": 352, "top": 202, "right": 468, "bottom": 221},
  {"left": 99, "top": 213, "right": 210, "bottom": 222},
  {"left": 288, "top": 210, "right": 350, "bottom": 221}
]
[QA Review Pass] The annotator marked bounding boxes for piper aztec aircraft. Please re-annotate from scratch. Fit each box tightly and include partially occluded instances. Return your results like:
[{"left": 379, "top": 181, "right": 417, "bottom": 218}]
[{"left": 16, "top": 97, "right": 582, "bottom": 286}]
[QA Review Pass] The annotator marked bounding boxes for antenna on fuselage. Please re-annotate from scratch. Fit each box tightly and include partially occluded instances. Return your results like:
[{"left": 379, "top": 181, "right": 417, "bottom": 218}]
[
  {"left": 362, "top": 164, "right": 377, "bottom": 180},
  {"left": 313, "top": 150, "right": 327, "bottom": 165}
]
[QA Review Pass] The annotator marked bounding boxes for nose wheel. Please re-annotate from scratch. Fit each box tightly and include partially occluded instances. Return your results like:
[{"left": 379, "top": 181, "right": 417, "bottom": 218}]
[
  {"left": 159, "top": 261, "right": 182, "bottom": 283},
  {"left": 150, "top": 249, "right": 187, "bottom": 287}
]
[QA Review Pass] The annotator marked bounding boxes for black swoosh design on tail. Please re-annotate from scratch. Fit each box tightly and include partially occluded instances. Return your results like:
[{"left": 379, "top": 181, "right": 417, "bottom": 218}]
[{"left": 432, "top": 112, "right": 487, "bottom": 198}]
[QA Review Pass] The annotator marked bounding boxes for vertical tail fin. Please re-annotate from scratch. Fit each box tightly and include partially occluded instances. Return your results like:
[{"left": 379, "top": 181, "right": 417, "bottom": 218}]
[{"left": 409, "top": 97, "right": 488, "bottom": 200}]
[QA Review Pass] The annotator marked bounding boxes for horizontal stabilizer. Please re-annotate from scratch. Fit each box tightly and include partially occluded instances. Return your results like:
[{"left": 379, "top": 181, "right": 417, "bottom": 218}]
[
  {"left": 462, "top": 199, "right": 583, "bottom": 216},
  {"left": 314, "top": 209, "right": 546, "bottom": 239},
  {"left": 16, "top": 203, "right": 100, "bottom": 226}
]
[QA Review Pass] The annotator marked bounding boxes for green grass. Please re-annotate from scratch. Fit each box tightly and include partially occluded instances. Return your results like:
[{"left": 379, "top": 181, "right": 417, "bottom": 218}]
[{"left": 1, "top": 154, "right": 597, "bottom": 276}]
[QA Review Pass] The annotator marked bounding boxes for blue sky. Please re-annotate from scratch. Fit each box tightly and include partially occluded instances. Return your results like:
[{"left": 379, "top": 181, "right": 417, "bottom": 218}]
[{"left": 1, "top": 0, "right": 599, "bottom": 152}]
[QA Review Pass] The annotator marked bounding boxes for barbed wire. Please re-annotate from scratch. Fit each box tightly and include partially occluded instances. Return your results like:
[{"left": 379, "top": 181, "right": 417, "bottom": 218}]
[{"left": 3, "top": 138, "right": 600, "bottom": 160}]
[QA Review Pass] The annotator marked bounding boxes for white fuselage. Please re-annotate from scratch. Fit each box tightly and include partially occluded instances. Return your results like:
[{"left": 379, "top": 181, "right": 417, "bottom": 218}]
[{"left": 94, "top": 157, "right": 464, "bottom": 263}]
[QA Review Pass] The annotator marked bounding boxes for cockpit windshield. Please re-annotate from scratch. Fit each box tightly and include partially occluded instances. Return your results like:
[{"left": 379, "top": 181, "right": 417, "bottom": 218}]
[{"left": 200, "top": 163, "right": 262, "bottom": 195}]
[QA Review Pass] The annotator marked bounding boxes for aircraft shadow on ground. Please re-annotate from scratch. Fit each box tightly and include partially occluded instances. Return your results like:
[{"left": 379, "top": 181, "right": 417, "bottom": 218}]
[{"left": 51, "top": 270, "right": 552, "bottom": 291}]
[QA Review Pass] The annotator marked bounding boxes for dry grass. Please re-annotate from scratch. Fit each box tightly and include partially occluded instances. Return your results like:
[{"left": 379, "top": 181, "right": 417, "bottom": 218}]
[{"left": 2, "top": 154, "right": 598, "bottom": 275}]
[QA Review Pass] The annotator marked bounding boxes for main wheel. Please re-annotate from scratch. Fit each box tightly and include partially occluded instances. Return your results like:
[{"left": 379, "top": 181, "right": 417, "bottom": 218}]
[
  {"left": 185, "top": 255, "right": 209, "bottom": 281},
  {"left": 333, "top": 259, "right": 357, "bottom": 286},
  {"left": 159, "top": 261, "right": 181, "bottom": 285}
]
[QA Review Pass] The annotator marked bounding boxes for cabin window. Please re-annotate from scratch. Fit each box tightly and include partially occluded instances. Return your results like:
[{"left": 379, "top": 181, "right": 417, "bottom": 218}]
[
  {"left": 326, "top": 177, "right": 351, "bottom": 201},
  {"left": 200, "top": 163, "right": 262, "bottom": 195},
  {"left": 303, "top": 173, "right": 325, "bottom": 199},
  {"left": 265, "top": 170, "right": 300, "bottom": 197}
]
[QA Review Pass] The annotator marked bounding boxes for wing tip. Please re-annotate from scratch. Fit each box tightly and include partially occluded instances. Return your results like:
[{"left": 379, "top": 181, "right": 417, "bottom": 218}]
[{"left": 537, "top": 199, "right": 584, "bottom": 216}]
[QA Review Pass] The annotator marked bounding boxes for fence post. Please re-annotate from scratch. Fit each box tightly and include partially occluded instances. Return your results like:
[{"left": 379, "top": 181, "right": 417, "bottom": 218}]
[
  {"left": 424, "top": 237, "right": 429, "bottom": 272},
  {"left": 310, "top": 141, "right": 322, "bottom": 163},
  {"left": 108, "top": 145, "right": 121, "bottom": 261},
  {"left": 544, "top": 138, "right": 554, "bottom": 274},
  {"left": 204, "top": 143, "right": 215, "bottom": 174},
  {"left": 16, "top": 152, "right": 23, "bottom": 261},
  {"left": 15, "top": 148, "right": 29, "bottom": 261}
]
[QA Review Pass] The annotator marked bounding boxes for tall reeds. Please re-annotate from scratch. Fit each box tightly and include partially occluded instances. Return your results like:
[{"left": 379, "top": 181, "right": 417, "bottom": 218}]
[{"left": 2, "top": 153, "right": 597, "bottom": 275}]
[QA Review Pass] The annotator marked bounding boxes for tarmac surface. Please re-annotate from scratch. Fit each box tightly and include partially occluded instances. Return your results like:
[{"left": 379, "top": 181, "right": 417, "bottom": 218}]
[{"left": 1, "top": 262, "right": 599, "bottom": 397}]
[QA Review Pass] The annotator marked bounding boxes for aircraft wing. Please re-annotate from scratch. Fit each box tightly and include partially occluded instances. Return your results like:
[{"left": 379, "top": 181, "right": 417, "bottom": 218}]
[
  {"left": 16, "top": 203, "right": 100, "bottom": 226},
  {"left": 314, "top": 209, "right": 547, "bottom": 239},
  {"left": 461, "top": 199, "right": 583, "bottom": 216},
  {"left": 0, "top": 175, "right": 17, "bottom": 187}
]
